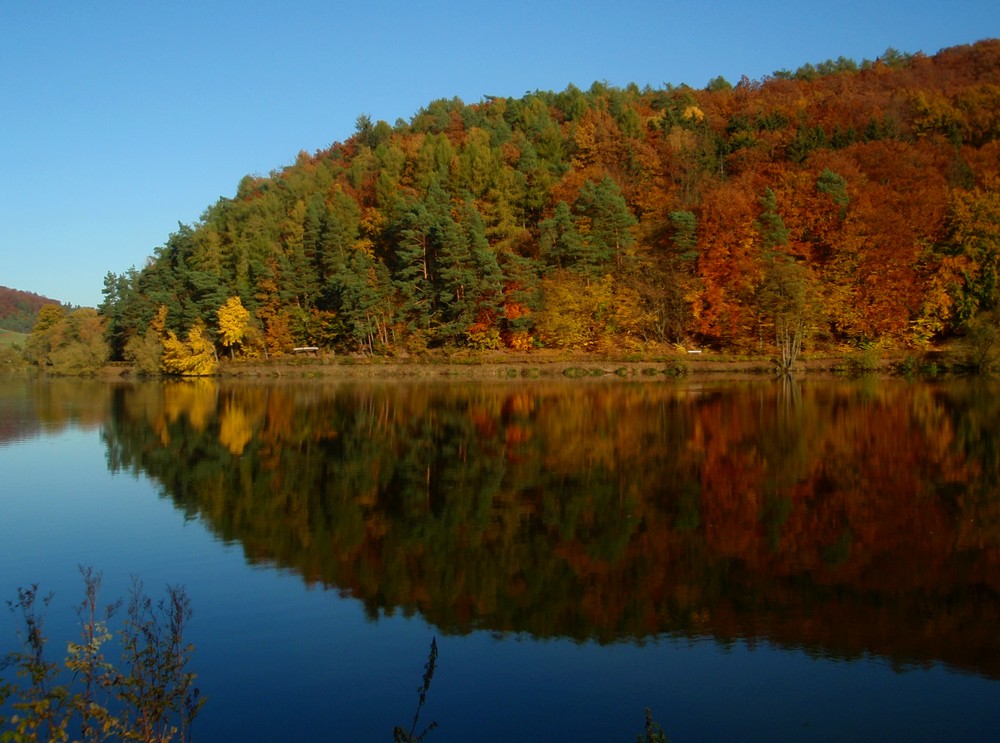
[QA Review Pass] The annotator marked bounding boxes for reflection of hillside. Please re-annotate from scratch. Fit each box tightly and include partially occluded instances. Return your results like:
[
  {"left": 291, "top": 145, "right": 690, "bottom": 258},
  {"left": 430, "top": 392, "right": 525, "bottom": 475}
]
[
  {"left": 0, "top": 378, "right": 110, "bottom": 444},
  {"left": 101, "top": 379, "right": 1000, "bottom": 678},
  {"left": 0, "top": 391, "right": 41, "bottom": 445}
]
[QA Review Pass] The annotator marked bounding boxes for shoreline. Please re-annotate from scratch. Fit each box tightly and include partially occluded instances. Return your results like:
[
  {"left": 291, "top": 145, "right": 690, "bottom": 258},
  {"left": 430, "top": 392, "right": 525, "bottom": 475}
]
[{"left": 94, "top": 348, "right": 954, "bottom": 381}]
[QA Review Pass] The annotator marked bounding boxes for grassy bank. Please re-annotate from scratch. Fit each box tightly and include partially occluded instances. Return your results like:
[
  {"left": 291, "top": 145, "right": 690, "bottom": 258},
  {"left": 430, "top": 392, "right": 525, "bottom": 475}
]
[
  {"left": 0, "top": 329, "right": 30, "bottom": 371},
  {"left": 0, "top": 328, "right": 27, "bottom": 348}
]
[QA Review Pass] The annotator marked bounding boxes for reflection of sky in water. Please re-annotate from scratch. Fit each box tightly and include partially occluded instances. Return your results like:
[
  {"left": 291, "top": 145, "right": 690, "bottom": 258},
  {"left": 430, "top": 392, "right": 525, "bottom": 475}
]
[
  {"left": 2, "top": 400, "right": 1000, "bottom": 742},
  {"left": 0, "top": 429, "right": 218, "bottom": 594}
]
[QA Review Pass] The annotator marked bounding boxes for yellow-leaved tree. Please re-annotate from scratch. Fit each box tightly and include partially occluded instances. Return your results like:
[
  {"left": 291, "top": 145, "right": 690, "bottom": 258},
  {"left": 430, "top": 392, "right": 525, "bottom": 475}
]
[
  {"left": 217, "top": 296, "right": 251, "bottom": 358},
  {"left": 161, "top": 321, "right": 218, "bottom": 376},
  {"left": 534, "top": 271, "right": 616, "bottom": 350}
]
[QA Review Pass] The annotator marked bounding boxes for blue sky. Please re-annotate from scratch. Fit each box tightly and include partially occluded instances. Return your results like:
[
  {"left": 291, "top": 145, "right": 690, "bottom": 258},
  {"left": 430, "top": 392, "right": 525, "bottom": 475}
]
[{"left": 1, "top": 1, "right": 997, "bottom": 308}]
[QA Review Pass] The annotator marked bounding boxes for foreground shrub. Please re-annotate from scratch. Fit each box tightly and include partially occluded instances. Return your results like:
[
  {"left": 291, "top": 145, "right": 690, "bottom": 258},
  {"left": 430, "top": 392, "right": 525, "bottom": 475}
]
[{"left": 1, "top": 566, "right": 203, "bottom": 742}]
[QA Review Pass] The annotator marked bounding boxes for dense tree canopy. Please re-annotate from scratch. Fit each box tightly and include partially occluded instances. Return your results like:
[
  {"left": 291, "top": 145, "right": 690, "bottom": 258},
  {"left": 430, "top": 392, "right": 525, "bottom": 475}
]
[
  {"left": 97, "top": 40, "right": 1000, "bottom": 363},
  {"left": 23, "top": 305, "right": 108, "bottom": 374}
]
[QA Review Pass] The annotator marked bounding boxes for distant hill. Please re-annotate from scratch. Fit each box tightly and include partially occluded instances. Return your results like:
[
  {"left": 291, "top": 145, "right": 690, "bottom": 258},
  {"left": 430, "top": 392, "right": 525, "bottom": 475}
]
[{"left": 0, "top": 286, "right": 61, "bottom": 333}]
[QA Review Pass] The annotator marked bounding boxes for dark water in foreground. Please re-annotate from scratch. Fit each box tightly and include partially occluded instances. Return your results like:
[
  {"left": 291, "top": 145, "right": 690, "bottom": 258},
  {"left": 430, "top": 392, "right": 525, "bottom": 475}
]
[{"left": 1, "top": 375, "right": 999, "bottom": 741}]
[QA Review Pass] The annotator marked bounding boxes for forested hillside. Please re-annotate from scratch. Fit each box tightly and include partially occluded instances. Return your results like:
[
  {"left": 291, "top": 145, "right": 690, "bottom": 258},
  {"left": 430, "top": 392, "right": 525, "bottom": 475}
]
[
  {"left": 99, "top": 40, "right": 1000, "bottom": 368},
  {"left": 0, "top": 286, "right": 60, "bottom": 333}
]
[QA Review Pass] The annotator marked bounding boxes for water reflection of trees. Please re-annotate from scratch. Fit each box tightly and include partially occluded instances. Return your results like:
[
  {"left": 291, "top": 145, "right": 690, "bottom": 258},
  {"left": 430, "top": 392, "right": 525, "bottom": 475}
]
[
  {"left": 97, "top": 378, "right": 1000, "bottom": 677},
  {"left": 0, "top": 378, "right": 110, "bottom": 444}
]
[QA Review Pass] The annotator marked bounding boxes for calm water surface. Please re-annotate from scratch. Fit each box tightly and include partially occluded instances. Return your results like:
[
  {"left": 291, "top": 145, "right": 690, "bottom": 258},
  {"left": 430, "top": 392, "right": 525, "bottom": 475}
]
[{"left": 1, "top": 375, "right": 999, "bottom": 742}]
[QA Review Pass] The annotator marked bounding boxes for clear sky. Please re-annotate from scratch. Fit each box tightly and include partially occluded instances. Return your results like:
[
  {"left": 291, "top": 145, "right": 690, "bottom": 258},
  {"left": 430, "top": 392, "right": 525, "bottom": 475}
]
[{"left": 1, "top": 1, "right": 997, "bottom": 308}]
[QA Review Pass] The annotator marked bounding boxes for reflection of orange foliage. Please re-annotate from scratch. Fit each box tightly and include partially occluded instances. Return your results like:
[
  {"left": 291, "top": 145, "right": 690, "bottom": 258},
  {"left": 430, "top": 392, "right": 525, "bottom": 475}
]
[
  {"left": 468, "top": 406, "right": 497, "bottom": 438},
  {"left": 691, "top": 384, "right": 978, "bottom": 587},
  {"left": 504, "top": 424, "right": 530, "bottom": 446},
  {"left": 161, "top": 380, "right": 218, "bottom": 432},
  {"left": 502, "top": 392, "right": 534, "bottom": 417},
  {"left": 111, "top": 378, "right": 1000, "bottom": 676}
]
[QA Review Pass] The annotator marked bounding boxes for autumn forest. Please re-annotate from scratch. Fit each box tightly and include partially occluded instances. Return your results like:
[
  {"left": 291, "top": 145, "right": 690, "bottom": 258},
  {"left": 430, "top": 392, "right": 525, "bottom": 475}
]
[{"left": 29, "top": 40, "right": 1000, "bottom": 373}]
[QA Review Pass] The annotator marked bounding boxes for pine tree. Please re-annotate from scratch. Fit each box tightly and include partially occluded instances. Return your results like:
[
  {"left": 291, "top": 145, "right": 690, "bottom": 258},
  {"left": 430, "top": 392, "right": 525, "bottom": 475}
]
[
  {"left": 437, "top": 201, "right": 504, "bottom": 345},
  {"left": 337, "top": 248, "right": 396, "bottom": 354},
  {"left": 575, "top": 177, "right": 637, "bottom": 272},
  {"left": 539, "top": 201, "right": 585, "bottom": 273}
]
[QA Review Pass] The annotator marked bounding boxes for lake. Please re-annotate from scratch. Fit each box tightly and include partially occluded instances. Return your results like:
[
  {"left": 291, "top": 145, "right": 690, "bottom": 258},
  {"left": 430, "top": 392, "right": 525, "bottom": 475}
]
[{"left": 1, "top": 375, "right": 999, "bottom": 741}]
